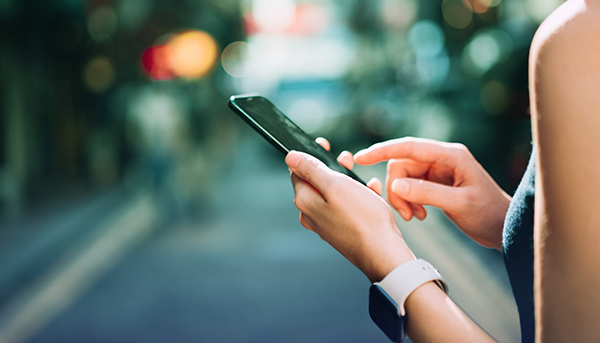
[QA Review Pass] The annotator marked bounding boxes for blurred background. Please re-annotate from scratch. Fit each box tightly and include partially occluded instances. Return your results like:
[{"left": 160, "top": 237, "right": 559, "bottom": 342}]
[{"left": 0, "top": 0, "right": 562, "bottom": 342}]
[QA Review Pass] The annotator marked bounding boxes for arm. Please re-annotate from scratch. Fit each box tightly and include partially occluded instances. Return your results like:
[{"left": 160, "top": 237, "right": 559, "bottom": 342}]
[
  {"left": 285, "top": 151, "right": 495, "bottom": 342},
  {"left": 530, "top": 1, "right": 600, "bottom": 341}
]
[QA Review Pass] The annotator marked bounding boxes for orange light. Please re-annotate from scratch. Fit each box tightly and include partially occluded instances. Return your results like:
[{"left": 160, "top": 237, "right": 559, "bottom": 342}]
[
  {"left": 166, "top": 31, "right": 218, "bottom": 79},
  {"left": 462, "top": 0, "right": 490, "bottom": 14}
]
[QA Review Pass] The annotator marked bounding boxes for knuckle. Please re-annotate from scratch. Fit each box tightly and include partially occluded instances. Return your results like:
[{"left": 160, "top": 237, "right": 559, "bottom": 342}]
[
  {"left": 293, "top": 195, "right": 308, "bottom": 213},
  {"left": 387, "top": 159, "right": 403, "bottom": 174},
  {"left": 447, "top": 142, "right": 473, "bottom": 164},
  {"left": 417, "top": 180, "right": 433, "bottom": 201},
  {"left": 299, "top": 213, "right": 310, "bottom": 228},
  {"left": 450, "top": 142, "right": 471, "bottom": 157},
  {"left": 302, "top": 159, "right": 318, "bottom": 181},
  {"left": 449, "top": 142, "right": 467, "bottom": 153},
  {"left": 324, "top": 176, "right": 344, "bottom": 199},
  {"left": 459, "top": 188, "right": 476, "bottom": 208}
]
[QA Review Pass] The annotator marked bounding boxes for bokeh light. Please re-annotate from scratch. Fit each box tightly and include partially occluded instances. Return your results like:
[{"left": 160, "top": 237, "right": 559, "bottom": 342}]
[
  {"left": 442, "top": 0, "right": 473, "bottom": 29},
  {"left": 462, "top": 29, "right": 513, "bottom": 76},
  {"left": 408, "top": 21, "right": 445, "bottom": 58},
  {"left": 252, "top": 0, "right": 296, "bottom": 33},
  {"left": 405, "top": 21, "right": 450, "bottom": 87},
  {"left": 141, "top": 45, "right": 175, "bottom": 80},
  {"left": 83, "top": 56, "right": 116, "bottom": 93},
  {"left": 291, "top": 3, "right": 329, "bottom": 35},
  {"left": 526, "top": 0, "right": 563, "bottom": 23},
  {"left": 221, "top": 41, "right": 258, "bottom": 78},
  {"left": 140, "top": 30, "right": 218, "bottom": 81},
  {"left": 87, "top": 6, "right": 118, "bottom": 41},
  {"left": 380, "top": 0, "right": 418, "bottom": 31},
  {"left": 166, "top": 31, "right": 219, "bottom": 79},
  {"left": 462, "top": 0, "right": 494, "bottom": 14}
]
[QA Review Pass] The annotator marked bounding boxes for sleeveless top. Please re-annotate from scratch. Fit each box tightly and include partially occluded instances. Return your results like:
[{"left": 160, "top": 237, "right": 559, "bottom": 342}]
[{"left": 502, "top": 150, "right": 535, "bottom": 343}]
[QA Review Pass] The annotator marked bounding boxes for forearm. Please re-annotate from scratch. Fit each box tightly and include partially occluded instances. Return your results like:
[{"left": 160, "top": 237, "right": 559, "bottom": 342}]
[{"left": 404, "top": 282, "right": 496, "bottom": 343}]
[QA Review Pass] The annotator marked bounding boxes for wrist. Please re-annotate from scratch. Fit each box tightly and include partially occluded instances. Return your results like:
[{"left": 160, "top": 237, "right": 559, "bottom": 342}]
[
  {"left": 368, "top": 259, "right": 448, "bottom": 342},
  {"left": 360, "top": 230, "right": 415, "bottom": 283}
]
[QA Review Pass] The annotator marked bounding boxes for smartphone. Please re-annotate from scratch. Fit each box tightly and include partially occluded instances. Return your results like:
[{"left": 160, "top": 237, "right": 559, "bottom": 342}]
[{"left": 228, "top": 95, "right": 365, "bottom": 185}]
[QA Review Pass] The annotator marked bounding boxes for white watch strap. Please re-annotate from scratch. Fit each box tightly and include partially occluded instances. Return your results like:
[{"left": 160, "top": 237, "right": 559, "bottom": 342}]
[{"left": 375, "top": 259, "right": 448, "bottom": 316}]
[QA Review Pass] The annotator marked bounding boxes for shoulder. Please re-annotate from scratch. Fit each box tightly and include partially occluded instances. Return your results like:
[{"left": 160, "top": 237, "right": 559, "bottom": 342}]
[
  {"left": 529, "top": 0, "right": 600, "bottom": 211},
  {"left": 530, "top": 0, "right": 600, "bottom": 130},
  {"left": 531, "top": 0, "right": 600, "bottom": 56},
  {"left": 530, "top": 0, "right": 600, "bottom": 83}
]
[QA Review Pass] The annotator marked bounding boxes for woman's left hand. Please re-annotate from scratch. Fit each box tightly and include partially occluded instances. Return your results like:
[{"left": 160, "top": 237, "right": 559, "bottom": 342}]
[{"left": 285, "top": 150, "right": 415, "bottom": 283}]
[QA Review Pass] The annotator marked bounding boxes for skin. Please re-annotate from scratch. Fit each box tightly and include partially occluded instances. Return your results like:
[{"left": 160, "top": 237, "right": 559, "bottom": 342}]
[
  {"left": 354, "top": 137, "right": 511, "bottom": 250},
  {"left": 287, "top": 147, "right": 496, "bottom": 342},
  {"left": 529, "top": 0, "right": 600, "bottom": 341},
  {"left": 286, "top": 0, "right": 600, "bottom": 340}
]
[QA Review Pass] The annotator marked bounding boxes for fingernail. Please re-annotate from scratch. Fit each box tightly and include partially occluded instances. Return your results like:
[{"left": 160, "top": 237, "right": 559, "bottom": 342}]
[
  {"left": 354, "top": 149, "right": 368, "bottom": 158},
  {"left": 391, "top": 179, "right": 410, "bottom": 196},
  {"left": 286, "top": 151, "right": 302, "bottom": 169}
]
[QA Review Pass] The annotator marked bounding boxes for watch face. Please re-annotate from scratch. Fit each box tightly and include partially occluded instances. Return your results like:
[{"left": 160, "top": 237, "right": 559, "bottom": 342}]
[{"left": 369, "top": 285, "right": 406, "bottom": 342}]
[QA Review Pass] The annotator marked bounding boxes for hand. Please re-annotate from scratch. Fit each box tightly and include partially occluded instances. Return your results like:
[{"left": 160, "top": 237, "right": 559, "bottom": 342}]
[
  {"left": 286, "top": 148, "right": 415, "bottom": 283},
  {"left": 354, "top": 137, "right": 511, "bottom": 250},
  {"left": 314, "top": 137, "right": 383, "bottom": 195}
]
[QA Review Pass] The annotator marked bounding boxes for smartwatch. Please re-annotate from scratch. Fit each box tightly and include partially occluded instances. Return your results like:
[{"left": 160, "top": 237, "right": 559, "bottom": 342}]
[{"left": 368, "top": 259, "right": 448, "bottom": 342}]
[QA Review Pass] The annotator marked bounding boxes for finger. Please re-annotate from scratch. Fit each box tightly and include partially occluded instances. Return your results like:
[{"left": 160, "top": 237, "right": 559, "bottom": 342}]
[
  {"left": 367, "top": 177, "right": 382, "bottom": 195},
  {"left": 299, "top": 212, "right": 315, "bottom": 232},
  {"left": 337, "top": 151, "right": 355, "bottom": 170},
  {"left": 391, "top": 178, "right": 464, "bottom": 212},
  {"left": 286, "top": 151, "right": 335, "bottom": 197},
  {"left": 386, "top": 158, "right": 431, "bottom": 179},
  {"left": 385, "top": 159, "right": 423, "bottom": 221},
  {"left": 354, "top": 137, "right": 464, "bottom": 167},
  {"left": 315, "top": 137, "right": 330, "bottom": 151},
  {"left": 411, "top": 203, "right": 428, "bottom": 221},
  {"left": 388, "top": 191, "right": 414, "bottom": 221},
  {"left": 291, "top": 172, "right": 324, "bottom": 212}
]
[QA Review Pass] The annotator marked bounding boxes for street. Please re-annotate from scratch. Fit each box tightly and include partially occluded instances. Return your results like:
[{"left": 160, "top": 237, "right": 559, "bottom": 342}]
[{"left": 0, "top": 132, "right": 519, "bottom": 343}]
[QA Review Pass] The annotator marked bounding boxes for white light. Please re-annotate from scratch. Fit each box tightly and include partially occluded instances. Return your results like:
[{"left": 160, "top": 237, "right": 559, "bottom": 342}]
[
  {"left": 221, "top": 41, "right": 258, "bottom": 78},
  {"left": 252, "top": 0, "right": 296, "bottom": 33},
  {"left": 462, "top": 29, "right": 513, "bottom": 76}
]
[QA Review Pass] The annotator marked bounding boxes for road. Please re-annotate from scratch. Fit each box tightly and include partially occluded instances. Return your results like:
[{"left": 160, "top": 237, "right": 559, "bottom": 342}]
[{"left": 0, "top": 132, "right": 520, "bottom": 343}]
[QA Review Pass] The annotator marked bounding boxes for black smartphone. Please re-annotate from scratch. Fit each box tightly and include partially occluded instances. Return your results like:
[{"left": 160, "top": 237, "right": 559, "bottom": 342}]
[{"left": 228, "top": 95, "right": 365, "bottom": 185}]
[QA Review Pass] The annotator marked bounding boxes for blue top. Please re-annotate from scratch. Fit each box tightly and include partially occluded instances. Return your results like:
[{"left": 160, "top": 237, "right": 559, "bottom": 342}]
[{"left": 502, "top": 150, "right": 536, "bottom": 343}]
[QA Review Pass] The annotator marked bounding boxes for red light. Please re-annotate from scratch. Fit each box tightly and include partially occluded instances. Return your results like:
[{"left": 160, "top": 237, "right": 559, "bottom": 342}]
[
  {"left": 140, "top": 30, "right": 218, "bottom": 80},
  {"left": 141, "top": 45, "right": 175, "bottom": 80}
]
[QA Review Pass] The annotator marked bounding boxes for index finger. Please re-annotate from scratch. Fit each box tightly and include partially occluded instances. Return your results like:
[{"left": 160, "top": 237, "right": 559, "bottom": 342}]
[{"left": 354, "top": 137, "right": 462, "bottom": 166}]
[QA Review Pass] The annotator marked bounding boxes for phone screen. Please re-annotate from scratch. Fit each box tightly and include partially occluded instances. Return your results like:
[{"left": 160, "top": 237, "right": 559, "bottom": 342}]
[{"left": 228, "top": 95, "right": 365, "bottom": 185}]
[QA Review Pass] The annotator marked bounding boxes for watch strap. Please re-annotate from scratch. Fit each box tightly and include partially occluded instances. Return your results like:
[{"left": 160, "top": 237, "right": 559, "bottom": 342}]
[{"left": 375, "top": 259, "right": 448, "bottom": 316}]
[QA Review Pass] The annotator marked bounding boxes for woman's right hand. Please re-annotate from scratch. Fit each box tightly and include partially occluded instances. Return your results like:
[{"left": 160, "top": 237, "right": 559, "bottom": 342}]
[{"left": 354, "top": 137, "right": 511, "bottom": 250}]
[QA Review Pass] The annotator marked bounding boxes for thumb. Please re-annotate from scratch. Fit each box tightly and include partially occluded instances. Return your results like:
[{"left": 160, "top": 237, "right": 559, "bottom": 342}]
[
  {"left": 391, "top": 178, "right": 463, "bottom": 212},
  {"left": 286, "top": 151, "right": 333, "bottom": 192}
]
